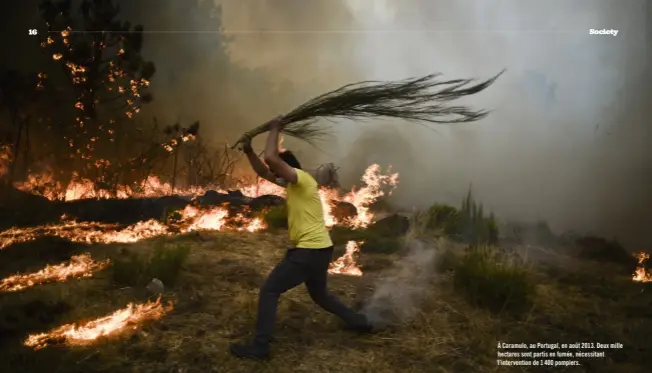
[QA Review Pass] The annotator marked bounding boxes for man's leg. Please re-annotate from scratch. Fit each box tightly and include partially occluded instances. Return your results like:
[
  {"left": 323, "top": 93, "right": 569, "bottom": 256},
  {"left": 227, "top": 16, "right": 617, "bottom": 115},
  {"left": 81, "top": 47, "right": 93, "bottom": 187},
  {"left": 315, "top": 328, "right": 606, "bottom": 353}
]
[
  {"left": 304, "top": 248, "right": 371, "bottom": 331},
  {"left": 230, "top": 254, "right": 306, "bottom": 359}
]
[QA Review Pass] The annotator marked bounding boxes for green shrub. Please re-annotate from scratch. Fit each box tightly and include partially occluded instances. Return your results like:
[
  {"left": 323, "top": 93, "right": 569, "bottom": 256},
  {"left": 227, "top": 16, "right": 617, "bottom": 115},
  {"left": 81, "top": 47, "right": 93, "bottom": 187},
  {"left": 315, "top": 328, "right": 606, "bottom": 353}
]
[
  {"left": 111, "top": 244, "right": 190, "bottom": 287},
  {"left": 453, "top": 245, "right": 535, "bottom": 316},
  {"left": 263, "top": 205, "right": 288, "bottom": 229},
  {"left": 425, "top": 189, "right": 499, "bottom": 245},
  {"left": 111, "top": 252, "right": 146, "bottom": 286},
  {"left": 426, "top": 204, "right": 462, "bottom": 237},
  {"left": 458, "top": 189, "right": 499, "bottom": 245},
  {"left": 148, "top": 244, "right": 190, "bottom": 286}
]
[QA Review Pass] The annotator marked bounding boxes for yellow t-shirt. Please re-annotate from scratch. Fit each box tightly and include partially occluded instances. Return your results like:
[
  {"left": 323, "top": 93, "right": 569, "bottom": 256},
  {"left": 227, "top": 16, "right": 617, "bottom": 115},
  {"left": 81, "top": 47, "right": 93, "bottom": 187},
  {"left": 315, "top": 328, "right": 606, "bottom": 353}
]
[{"left": 286, "top": 169, "right": 333, "bottom": 249}]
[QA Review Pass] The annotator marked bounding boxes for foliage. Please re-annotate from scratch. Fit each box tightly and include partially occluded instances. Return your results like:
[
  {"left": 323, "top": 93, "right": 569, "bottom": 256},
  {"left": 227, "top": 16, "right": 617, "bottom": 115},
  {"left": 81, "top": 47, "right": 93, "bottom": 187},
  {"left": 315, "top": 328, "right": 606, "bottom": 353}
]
[
  {"left": 111, "top": 244, "right": 190, "bottom": 287},
  {"left": 233, "top": 70, "right": 505, "bottom": 147},
  {"left": 453, "top": 245, "right": 535, "bottom": 316},
  {"left": 426, "top": 189, "right": 499, "bottom": 245},
  {"left": 426, "top": 204, "right": 462, "bottom": 236}
]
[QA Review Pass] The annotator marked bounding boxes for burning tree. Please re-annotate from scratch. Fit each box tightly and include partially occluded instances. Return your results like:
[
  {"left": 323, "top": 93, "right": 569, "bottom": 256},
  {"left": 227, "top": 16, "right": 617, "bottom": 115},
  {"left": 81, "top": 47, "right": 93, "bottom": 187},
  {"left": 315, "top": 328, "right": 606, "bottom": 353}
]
[{"left": 37, "top": 0, "right": 155, "bottom": 183}]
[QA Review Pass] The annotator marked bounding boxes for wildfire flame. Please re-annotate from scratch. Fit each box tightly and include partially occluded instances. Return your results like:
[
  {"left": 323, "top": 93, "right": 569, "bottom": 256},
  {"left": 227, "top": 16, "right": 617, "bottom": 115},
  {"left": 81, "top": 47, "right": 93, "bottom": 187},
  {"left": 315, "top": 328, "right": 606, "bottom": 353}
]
[
  {"left": 632, "top": 252, "right": 652, "bottom": 282},
  {"left": 0, "top": 254, "right": 109, "bottom": 292},
  {"left": 4, "top": 164, "right": 397, "bottom": 248},
  {"left": 0, "top": 220, "right": 169, "bottom": 249},
  {"left": 328, "top": 240, "right": 364, "bottom": 276},
  {"left": 24, "top": 297, "right": 172, "bottom": 350}
]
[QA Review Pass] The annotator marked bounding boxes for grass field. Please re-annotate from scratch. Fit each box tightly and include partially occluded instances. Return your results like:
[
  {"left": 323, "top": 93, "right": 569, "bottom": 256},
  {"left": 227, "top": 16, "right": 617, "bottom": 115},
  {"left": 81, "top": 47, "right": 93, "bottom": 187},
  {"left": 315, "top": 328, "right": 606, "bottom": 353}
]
[{"left": 0, "top": 222, "right": 651, "bottom": 372}]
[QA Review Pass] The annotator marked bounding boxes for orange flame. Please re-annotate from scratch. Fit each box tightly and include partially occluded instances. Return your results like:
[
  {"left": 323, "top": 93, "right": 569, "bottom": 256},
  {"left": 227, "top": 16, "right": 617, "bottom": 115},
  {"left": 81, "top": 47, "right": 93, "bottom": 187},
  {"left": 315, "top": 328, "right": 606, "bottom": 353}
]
[
  {"left": 0, "top": 207, "right": 270, "bottom": 249},
  {"left": 344, "top": 164, "right": 398, "bottom": 228},
  {"left": 632, "top": 252, "right": 652, "bottom": 282},
  {"left": 0, "top": 220, "right": 169, "bottom": 249},
  {"left": 0, "top": 254, "right": 109, "bottom": 292},
  {"left": 24, "top": 297, "right": 172, "bottom": 350},
  {"left": 6, "top": 164, "right": 398, "bottom": 245},
  {"left": 328, "top": 240, "right": 363, "bottom": 276}
]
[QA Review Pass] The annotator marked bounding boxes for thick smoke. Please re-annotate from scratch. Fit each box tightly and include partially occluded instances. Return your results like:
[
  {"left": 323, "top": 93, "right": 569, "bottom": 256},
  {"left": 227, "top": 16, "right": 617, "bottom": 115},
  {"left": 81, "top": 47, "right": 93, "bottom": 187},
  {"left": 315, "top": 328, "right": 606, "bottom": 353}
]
[
  {"left": 362, "top": 238, "right": 438, "bottom": 327},
  {"left": 203, "top": 0, "right": 650, "bottom": 248},
  {"left": 4, "top": 0, "right": 649, "bottom": 247}
]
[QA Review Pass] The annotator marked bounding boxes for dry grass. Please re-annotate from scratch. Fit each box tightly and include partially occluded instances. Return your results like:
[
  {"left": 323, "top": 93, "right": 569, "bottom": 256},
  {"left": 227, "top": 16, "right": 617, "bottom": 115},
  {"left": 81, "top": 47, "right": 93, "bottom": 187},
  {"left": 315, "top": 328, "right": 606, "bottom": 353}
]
[{"left": 0, "top": 230, "right": 651, "bottom": 373}]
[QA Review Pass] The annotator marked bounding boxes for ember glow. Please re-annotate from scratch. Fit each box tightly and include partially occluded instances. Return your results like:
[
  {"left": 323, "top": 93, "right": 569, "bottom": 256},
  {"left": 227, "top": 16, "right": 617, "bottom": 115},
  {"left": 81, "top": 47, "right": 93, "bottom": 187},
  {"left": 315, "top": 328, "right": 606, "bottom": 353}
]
[
  {"left": 632, "top": 252, "right": 652, "bottom": 283},
  {"left": 0, "top": 254, "right": 109, "bottom": 292},
  {"left": 24, "top": 297, "right": 172, "bottom": 350},
  {"left": 329, "top": 240, "right": 364, "bottom": 277}
]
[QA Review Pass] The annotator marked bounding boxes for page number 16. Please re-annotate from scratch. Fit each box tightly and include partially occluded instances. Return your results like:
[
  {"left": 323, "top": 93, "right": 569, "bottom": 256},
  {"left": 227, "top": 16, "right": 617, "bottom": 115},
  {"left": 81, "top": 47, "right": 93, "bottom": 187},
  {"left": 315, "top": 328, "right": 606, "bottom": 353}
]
[{"left": 28, "top": 29, "right": 38, "bottom": 35}]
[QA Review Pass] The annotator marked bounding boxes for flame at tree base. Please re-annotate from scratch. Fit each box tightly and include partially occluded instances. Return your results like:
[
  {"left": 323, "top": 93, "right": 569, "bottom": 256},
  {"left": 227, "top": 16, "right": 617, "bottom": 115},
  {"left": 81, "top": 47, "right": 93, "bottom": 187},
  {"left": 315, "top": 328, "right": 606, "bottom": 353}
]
[
  {"left": 0, "top": 254, "right": 109, "bottom": 293},
  {"left": 329, "top": 241, "right": 364, "bottom": 277},
  {"left": 24, "top": 297, "right": 173, "bottom": 350},
  {"left": 632, "top": 252, "right": 652, "bottom": 282}
]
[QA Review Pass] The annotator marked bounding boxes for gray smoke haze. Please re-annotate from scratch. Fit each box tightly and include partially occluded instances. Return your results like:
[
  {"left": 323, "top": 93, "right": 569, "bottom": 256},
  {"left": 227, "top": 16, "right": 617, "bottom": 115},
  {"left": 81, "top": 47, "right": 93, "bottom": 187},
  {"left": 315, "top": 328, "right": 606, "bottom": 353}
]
[
  {"left": 193, "top": 0, "right": 650, "bottom": 248},
  {"left": 362, "top": 237, "right": 438, "bottom": 327},
  {"left": 8, "top": 1, "right": 647, "bottom": 247}
]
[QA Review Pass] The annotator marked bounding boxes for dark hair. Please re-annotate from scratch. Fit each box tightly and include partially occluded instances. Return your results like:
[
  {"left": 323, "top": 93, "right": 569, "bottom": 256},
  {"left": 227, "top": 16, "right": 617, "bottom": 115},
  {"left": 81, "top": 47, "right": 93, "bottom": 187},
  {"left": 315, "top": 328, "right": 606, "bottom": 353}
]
[{"left": 279, "top": 150, "right": 302, "bottom": 169}]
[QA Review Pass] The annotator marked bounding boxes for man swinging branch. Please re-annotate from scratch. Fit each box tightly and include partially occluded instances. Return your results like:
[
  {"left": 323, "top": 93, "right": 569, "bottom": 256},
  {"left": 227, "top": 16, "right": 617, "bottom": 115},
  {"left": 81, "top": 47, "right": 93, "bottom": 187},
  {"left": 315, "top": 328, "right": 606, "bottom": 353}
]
[{"left": 229, "top": 116, "right": 373, "bottom": 361}]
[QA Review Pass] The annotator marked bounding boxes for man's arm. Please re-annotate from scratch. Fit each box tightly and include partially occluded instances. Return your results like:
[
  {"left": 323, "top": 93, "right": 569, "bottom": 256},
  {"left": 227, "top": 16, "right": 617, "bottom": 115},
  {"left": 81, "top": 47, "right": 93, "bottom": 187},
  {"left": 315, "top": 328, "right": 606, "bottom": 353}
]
[
  {"left": 263, "top": 118, "right": 298, "bottom": 184},
  {"left": 241, "top": 137, "right": 277, "bottom": 183}
]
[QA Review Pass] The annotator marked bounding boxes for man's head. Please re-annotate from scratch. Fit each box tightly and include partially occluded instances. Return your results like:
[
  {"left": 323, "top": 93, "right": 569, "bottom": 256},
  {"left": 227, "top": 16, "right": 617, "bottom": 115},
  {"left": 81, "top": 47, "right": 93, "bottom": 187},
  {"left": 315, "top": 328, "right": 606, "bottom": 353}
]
[{"left": 279, "top": 150, "right": 302, "bottom": 170}]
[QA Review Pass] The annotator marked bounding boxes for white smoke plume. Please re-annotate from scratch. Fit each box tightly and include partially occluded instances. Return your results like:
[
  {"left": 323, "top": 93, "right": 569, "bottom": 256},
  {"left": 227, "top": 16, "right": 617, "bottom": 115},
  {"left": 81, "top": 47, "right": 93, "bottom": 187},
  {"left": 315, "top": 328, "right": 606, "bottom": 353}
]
[{"left": 362, "top": 230, "right": 441, "bottom": 327}]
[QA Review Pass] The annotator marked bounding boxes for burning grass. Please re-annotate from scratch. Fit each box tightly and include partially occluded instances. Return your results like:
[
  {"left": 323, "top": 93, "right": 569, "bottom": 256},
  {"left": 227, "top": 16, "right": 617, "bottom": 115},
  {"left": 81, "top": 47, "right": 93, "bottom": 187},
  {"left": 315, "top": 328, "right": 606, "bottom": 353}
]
[
  {"left": 0, "top": 253, "right": 109, "bottom": 293},
  {"left": 0, "top": 230, "right": 651, "bottom": 372},
  {"left": 24, "top": 297, "right": 173, "bottom": 351}
]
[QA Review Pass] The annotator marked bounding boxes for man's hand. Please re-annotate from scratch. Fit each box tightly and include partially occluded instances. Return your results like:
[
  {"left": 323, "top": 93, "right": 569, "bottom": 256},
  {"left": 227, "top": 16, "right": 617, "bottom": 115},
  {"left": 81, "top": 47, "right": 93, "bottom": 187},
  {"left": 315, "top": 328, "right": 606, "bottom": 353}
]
[
  {"left": 267, "top": 115, "right": 285, "bottom": 131},
  {"left": 241, "top": 136, "right": 253, "bottom": 154}
]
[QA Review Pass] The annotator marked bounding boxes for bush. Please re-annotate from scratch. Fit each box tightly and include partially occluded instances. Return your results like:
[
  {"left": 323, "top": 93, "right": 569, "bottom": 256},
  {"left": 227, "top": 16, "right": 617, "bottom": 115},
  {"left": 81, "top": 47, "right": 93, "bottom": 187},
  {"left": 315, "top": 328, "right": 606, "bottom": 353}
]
[
  {"left": 426, "top": 204, "right": 462, "bottom": 236},
  {"left": 263, "top": 204, "right": 288, "bottom": 229},
  {"left": 111, "top": 244, "right": 190, "bottom": 287},
  {"left": 426, "top": 189, "right": 499, "bottom": 245},
  {"left": 453, "top": 245, "right": 535, "bottom": 316}
]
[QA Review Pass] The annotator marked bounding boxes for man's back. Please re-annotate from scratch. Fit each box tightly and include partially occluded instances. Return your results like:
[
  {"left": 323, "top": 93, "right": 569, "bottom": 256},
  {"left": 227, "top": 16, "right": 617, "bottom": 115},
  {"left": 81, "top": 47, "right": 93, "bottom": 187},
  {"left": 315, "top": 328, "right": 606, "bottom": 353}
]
[{"left": 286, "top": 169, "right": 333, "bottom": 249}]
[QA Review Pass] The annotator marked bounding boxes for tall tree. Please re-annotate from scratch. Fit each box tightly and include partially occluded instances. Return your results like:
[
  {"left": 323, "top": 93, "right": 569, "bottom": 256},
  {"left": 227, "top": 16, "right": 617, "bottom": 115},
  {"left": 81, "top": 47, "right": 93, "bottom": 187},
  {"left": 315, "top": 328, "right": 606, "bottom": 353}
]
[{"left": 38, "top": 0, "right": 155, "bottom": 169}]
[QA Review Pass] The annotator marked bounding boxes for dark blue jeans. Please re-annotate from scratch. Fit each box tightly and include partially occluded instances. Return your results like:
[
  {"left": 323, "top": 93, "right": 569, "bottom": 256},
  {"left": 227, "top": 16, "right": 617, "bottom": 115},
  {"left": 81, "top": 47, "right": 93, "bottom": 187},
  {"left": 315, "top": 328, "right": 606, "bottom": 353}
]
[{"left": 253, "top": 247, "right": 366, "bottom": 345}]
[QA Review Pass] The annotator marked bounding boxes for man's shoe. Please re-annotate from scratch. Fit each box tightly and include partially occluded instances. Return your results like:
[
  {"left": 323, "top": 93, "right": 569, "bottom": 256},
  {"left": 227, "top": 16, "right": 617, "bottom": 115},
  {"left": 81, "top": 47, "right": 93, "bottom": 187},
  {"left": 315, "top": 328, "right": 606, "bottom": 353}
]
[{"left": 229, "top": 341, "right": 270, "bottom": 360}]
